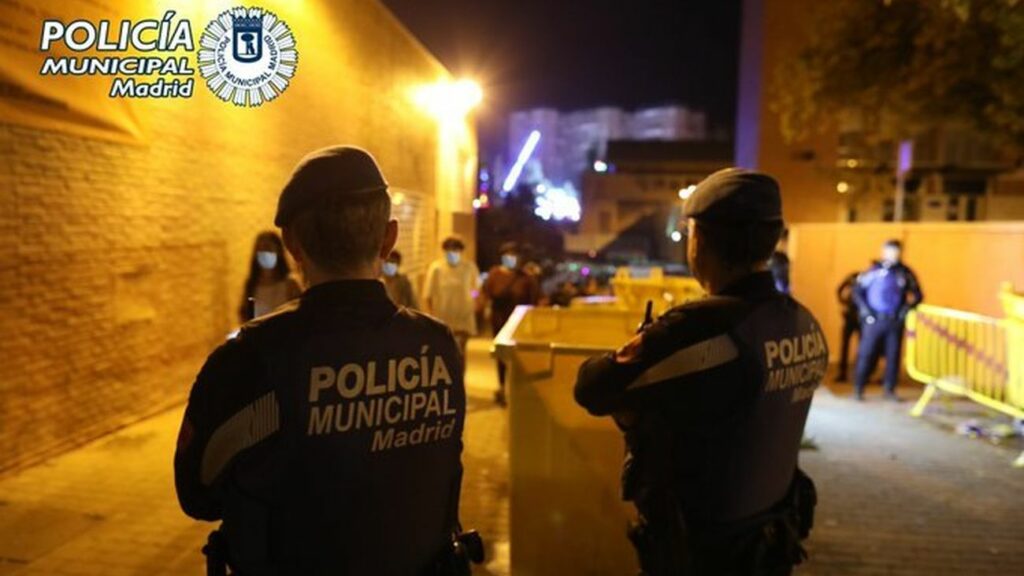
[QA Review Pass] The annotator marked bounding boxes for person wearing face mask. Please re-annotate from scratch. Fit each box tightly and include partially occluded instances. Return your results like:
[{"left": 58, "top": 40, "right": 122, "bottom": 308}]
[
  {"left": 423, "top": 236, "right": 481, "bottom": 362},
  {"left": 851, "top": 239, "right": 923, "bottom": 401},
  {"left": 573, "top": 169, "right": 824, "bottom": 576},
  {"left": 381, "top": 250, "right": 418, "bottom": 309},
  {"left": 482, "top": 241, "right": 541, "bottom": 405},
  {"left": 239, "top": 231, "right": 303, "bottom": 322}
]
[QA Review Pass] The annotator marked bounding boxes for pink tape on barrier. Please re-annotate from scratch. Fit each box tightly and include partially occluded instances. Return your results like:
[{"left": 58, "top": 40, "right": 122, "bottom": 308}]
[{"left": 915, "top": 314, "right": 1008, "bottom": 378}]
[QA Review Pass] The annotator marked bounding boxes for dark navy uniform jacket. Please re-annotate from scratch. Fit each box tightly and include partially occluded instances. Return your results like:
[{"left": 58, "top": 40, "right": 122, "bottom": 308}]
[
  {"left": 175, "top": 280, "right": 466, "bottom": 576},
  {"left": 853, "top": 262, "right": 923, "bottom": 320},
  {"left": 574, "top": 272, "right": 827, "bottom": 523}
]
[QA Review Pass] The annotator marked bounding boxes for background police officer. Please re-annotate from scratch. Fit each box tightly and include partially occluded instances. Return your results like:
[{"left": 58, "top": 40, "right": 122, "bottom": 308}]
[
  {"left": 574, "top": 168, "right": 826, "bottom": 576},
  {"left": 174, "top": 146, "right": 467, "bottom": 575},
  {"left": 834, "top": 270, "right": 863, "bottom": 383},
  {"left": 852, "top": 239, "right": 923, "bottom": 401}
]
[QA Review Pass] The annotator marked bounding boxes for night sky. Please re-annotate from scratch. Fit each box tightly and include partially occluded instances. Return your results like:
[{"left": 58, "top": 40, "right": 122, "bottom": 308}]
[{"left": 382, "top": 0, "right": 742, "bottom": 156}]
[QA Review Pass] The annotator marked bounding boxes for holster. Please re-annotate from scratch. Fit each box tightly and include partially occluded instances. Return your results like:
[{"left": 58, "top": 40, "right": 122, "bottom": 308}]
[
  {"left": 430, "top": 529, "right": 485, "bottom": 576},
  {"left": 695, "top": 468, "right": 817, "bottom": 575},
  {"left": 203, "top": 485, "right": 274, "bottom": 576},
  {"left": 790, "top": 467, "right": 817, "bottom": 540},
  {"left": 629, "top": 468, "right": 817, "bottom": 576},
  {"left": 203, "top": 530, "right": 228, "bottom": 576},
  {"left": 628, "top": 512, "right": 689, "bottom": 576}
]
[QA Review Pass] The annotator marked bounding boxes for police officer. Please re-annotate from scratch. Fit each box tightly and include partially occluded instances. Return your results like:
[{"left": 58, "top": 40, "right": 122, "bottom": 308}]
[
  {"left": 574, "top": 168, "right": 826, "bottom": 576},
  {"left": 174, "top": 146, "right": 467, "bottom": 575},
  {"left": 834, "top": 270, "right": 863, "bottom": 383},
  {"left": 852, "top": 239, "right": 923, "bottom": 401}
]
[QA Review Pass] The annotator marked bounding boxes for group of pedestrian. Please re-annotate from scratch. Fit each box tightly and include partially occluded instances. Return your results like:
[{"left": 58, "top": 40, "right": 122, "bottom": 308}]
[
  {"left": 178, "top": 149, "right": 825, "bottom": 576},
  {"left": 239, "top": 226, "right": 539, "bottom": 406}
]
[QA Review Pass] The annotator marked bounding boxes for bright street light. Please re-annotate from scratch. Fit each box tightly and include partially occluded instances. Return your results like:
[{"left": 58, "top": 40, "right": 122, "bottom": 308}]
[{"left": 415, "top": 79, "right": 482, "bottom": 120}]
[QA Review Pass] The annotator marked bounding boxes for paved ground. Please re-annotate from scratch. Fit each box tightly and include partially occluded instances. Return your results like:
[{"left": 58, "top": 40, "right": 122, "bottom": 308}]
[
  {"left": 459, "top": 339, "right": 510, "bottom": 576},
  {"left": 0, "top": 340, "right": 1021, "bottom": 575},
  {"left": 799, "top": 382, "right": 1024, "bottom": 575}
]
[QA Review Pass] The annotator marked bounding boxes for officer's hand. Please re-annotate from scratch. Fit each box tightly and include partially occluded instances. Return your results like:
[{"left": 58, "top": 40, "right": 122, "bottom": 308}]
[{"left": 614, "top": 333, "right": 644, "bottom": 364}]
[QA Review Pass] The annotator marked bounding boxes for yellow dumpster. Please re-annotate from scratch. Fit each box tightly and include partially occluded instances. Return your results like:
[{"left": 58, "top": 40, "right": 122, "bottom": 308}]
[
  {"left": 493, "top": 305, "right": 643, "bottom": 576},
  {"left": 568, "top": 294, "right": 619, "bottom": 309},
  {"left": 610, "top": 266, "right": 703, "bottom": 315}
]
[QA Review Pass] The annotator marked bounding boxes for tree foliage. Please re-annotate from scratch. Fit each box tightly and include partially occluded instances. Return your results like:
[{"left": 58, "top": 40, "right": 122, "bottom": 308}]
[{"left": 772, "top": 0, "right": 1024, "bottom": 149}]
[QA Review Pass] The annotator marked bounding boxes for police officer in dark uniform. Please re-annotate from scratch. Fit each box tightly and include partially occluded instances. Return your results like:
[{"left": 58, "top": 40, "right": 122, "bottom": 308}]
[
  {"left": 574, "top": 168, "right": 826, "bottom": 576},
  {"left": 175, "top": 146, "right": 468, "bottom": 575},
  {"left": 835, "top": 270, "right": 863, "bottom": 382},
  {"left": 852, "top": 239, "right": 923, "bottom": 401}
]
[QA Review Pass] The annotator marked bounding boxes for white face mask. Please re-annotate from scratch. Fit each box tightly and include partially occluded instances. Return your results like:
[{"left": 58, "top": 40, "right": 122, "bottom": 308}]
[
  {"left": 256, "top": 251, "right": 278, "bottom": 270},
  {"left": 382, "top": 262, "right": 398, "bottom": 277},
  {"left": 501, "top": 254, "right": 518, "bottom": 269},
  {"left": 881, "top": 246, "right": 901, "bottom": 265},
  {"left": 445, "top": 251, "right": 462, "bottom": 266}
]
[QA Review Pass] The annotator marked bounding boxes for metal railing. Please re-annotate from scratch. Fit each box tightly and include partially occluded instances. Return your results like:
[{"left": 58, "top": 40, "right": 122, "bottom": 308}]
[{"left": 904, "top": 304, "right": 1023, "bottom": 467}]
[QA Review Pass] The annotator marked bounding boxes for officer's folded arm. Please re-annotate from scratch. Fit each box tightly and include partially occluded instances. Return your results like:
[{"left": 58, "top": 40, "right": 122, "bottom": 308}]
[
  {"left": 574, "top": 349, "right": 649, "bottom": 416},
  {"left": 575, "top": 303, "right": 741, "bottom": 419},
  {"left": 574, "top": 314, "right": 683, "bottom": 416},
  {"left": 174, "top": 335, "right": 264, "bottom": 521}
]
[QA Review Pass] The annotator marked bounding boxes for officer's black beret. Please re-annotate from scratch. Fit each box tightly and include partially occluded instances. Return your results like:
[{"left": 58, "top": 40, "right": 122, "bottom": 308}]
[
  {"left": 683, "top": 168, "right": 782, "bottom": 224},
  {"left": 274, "top": 146, "right": 389, "bottom": 227}
]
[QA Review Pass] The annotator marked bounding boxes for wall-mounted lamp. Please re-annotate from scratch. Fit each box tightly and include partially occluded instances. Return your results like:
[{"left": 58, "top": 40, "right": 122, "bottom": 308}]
[{"left": 414, "top": 79, "right": 482, "bottom": 121}]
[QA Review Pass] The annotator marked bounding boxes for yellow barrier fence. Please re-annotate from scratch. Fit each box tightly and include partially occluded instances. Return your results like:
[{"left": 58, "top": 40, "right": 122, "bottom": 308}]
[{"left": 905, "top": 304, "right": 1024, "bottom": 467}]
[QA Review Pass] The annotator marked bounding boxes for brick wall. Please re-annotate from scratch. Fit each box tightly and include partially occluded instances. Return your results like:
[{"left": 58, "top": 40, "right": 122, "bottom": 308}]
[{"left": 0, "top": 0, "right": 469, "bottom": 474}]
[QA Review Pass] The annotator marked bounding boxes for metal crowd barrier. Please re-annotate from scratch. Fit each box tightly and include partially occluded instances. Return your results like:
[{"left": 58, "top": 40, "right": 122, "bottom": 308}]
[{"left": 904, "top": 304, "right": 1024, "bottom": 467}]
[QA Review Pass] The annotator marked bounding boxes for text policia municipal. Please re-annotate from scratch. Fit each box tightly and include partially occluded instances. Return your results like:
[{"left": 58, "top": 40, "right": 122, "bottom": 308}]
[
  {"left": 307, "top": 346, "right": 458, "bottom": 453},
  {"left": 38, "top": 12, "right": 196, "bottom": 98}
]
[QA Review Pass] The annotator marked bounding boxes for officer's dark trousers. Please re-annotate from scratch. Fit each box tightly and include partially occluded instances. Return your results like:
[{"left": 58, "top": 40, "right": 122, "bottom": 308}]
[
  {"left": 836, "top": 314, "right": 859, "bottom": 380},
  {"left": 853, "top": 315, "right": 903, "bottom": 395}
]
